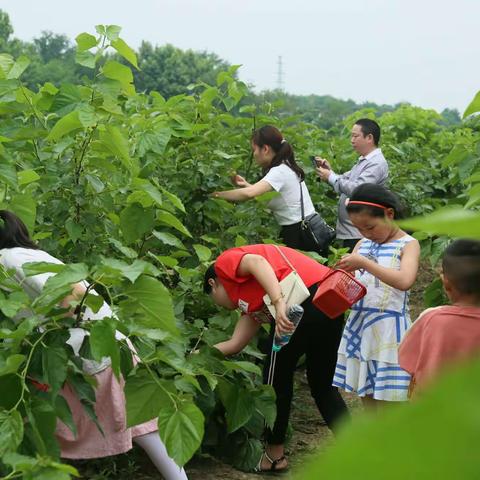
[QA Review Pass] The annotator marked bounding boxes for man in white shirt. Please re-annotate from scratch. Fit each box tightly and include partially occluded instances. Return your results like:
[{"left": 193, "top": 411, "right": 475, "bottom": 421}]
[{"left": 315, "top": 118, "right": 388, "bottom": 251}]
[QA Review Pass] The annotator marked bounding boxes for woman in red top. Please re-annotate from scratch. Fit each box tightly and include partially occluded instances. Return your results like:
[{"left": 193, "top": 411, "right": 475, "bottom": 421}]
[{"left": 203, "top": 244, "right": 349, "bottom": 473}]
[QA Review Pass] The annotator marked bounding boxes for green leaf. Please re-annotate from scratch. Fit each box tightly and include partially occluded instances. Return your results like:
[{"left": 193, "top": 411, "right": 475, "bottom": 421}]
[
  {"left": 157, "top": 211, "right": 192, "bottom": 238},
  {"left": 99, "top": 125, "right": 138, "bottom": 175},
  {"left": 160, "top": 187, "right": 186, "bottom": 213},
  {"left": 300, "top": 358, "right": 480, "bottom": 479},
  {"left": 0, "top": 410, "right": 24, "bottom": 456},
  {"left": 75, "top": 32, "right": 98, "bottom": 51},
  {"left": 55, "top": 395, "right": 77, "bottom": 438},
  {"left": 109, "top": 238, "right": 138, "bottom": 259},
  {"left": 152, "top": 231, "right": 186, "bottom": 250},
  {"left": 42, "top": 347, "right": 68, "bottom": 396},
  {"left": 463, "top": 90, "right": 480, "bottom": 118},
  {"left": 101, "top": 60, "right": 135, "bottom": 95},
  {"left": 105, "top": 25, "right": 122, "bottom": 41},
  {"left": 125, "top": 372, "right": 171, "bottom": 427},
  {"left": 124, "top": 275, "right": 179, "bottom": 336},
  {"left": 10, "top": 193, "right": 36, "bottom": 235},
  {"left": 157, "top": 397, "right": 205, "bottom": 467},
  {"left": 18, "top": 169, "right": 40, "bottom": 186},
  {"left": 0, "top": 354, "right": 25, "bottom": 376},
  {"left": 90, "top": 319, "right": 120, "bottom": 377},
  {"left": 193, "top": 244, "right": 212, "bottom": 262},
  {"left": 120, "top": 204, "right": 155, "bottom": 244},
  {"left": 7, "top": 56, "right": 30, "bottom": 80},
  {"left": 400, "top": 208, "right": 480, "bottom": 238},
  {"left": 75, "top": 50, "right": 96, "bottom": 69},
  {"left": 218, "top": 380, "right": 255, "bottom": 433},
  {"left": 111, "top": 38, "right": 139, "bottom": 69},
  {"left": 0, "top": 164, "right": 18, "bottom": 188},
  {"left": 47, "top": 111, "right": 84, "bottom": 141}
]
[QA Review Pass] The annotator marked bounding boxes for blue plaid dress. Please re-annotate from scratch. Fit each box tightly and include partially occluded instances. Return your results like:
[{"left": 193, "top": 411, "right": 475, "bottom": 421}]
[{"left": 332, "top": 235, "right": 414, "bottom": 401}]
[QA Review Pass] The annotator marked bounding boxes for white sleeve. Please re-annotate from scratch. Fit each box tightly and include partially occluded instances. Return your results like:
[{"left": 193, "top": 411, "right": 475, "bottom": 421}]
[
  {"left": 1, "top": 249, "right": 64, "bottom": 298},
  {"left": 262, "top": 165, "right": 288, "bottom": 192}
]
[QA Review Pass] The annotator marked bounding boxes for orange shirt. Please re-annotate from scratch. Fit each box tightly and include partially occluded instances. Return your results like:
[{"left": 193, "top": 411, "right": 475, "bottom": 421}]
[
  {"left": 399, "top": 305, "right": 480, "bottom": 392},
  {"left": 215, "top": 244, "right": 330, "bottom": 314}
]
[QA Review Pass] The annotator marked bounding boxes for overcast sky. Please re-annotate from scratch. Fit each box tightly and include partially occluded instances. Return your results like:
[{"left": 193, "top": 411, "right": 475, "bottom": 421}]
[{"left": 3, "top": 0, "right": 480, "bottom": 112}]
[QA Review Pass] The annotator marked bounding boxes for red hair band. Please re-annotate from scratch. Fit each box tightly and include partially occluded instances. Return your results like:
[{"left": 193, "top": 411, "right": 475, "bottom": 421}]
[{"left": 347, "top": 200, "right": 388, "bottom": 210}]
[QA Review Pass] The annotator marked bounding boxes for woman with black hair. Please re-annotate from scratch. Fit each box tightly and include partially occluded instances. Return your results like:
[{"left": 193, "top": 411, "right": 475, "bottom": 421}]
[
  {"left": 0, "top": 210, "right": 188, "bottom": 480},
  {"left": 211, "top": 125, "right": 324, "bottom": 253}
]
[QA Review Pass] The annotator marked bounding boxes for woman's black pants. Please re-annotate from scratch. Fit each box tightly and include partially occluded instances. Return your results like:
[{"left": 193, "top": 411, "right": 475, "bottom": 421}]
[{"left": 263, "top": 286, "right": 349, "bottom": 444}]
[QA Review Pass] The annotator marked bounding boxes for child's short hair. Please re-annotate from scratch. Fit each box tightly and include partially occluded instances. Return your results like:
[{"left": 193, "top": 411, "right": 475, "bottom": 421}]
[{"left": 442, "top": 239, "right": 480, "bottom": 296}]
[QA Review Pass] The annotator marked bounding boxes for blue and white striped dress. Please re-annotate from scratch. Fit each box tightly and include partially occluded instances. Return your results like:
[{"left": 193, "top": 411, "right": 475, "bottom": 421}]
[{"left": 333, "top": 235, "right": 414, "bottom": 401}]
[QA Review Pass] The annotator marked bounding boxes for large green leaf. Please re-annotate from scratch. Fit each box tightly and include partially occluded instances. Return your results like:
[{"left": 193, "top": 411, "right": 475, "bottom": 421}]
[
  {"left": 10, "top": 193, "right": 36, "bottom": 235},
  {"left": 301, "top": 359, "right": 480, "bottom": 479},
  {"left": 119, "top": 204, "right": 155, "bottom": 244},
  {"left": 0, "top": 354, "right": 25, "bottom": 376},
  {"left": 217, "top": 380, "right": 255, "bottom": 433},
  {"left": 124, "top": 275, "right": 179, "bottom": 336},
  {"left": 90, "top": 319, "right": 120, "bottom": 377},
  {"left": 157, "top": 211, "right": 191, "bottom": 238},
  {"left": 125, "top": 372, "right": 171, "bottom": 427},
  {"left": 7, "top": 56, "right": 30, "bottom": 80},
  {"left": 75, "top": 32, "right": 98, "bottom": 51},
  {"left": 101, "top": 60, "right": 135, "bottom": 95},
  {"left": 157, "top": 397, "right": 205, "bottom": 467},
  {"left": 463, "top": 90, "right": 480, "bottom": 119},
  {"left": 98, "top": 125, "right": 138, "bottom": 175},
  {"left": 42, "top": 347, "right": 68, "bottom": 396},
  {"left": 111, "top": 38, "right": 138, "bottom": 69},
  {"left": 400, "top": 208, "right": 480, "bottom": 238},
  {"left": 0, "top": 410, "right": 24, "bottom": 456}
]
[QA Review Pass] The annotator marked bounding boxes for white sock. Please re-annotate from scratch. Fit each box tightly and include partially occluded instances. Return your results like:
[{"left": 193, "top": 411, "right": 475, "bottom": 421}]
[{"left": 133, "top": 431, "right": 188, "bottom": 480}]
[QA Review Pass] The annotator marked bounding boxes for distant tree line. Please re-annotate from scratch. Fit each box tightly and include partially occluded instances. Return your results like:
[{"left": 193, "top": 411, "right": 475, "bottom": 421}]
[{"left": 0, "top": 9, "right": 460, "bottom": 129}]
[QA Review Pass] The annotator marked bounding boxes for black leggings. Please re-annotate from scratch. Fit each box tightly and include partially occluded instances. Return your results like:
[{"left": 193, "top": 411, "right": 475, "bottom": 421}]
[{"left": 263, "top": 285, "right": 349, "bottom": 444}]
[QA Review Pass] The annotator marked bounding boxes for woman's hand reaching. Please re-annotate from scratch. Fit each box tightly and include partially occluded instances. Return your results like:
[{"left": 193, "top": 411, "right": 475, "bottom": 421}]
[
  {"left": 335, "top": 254, "right": 366, "bottom": 273},
  {"left": 230, "top": 174, "right": 250, "bottom": 188}
]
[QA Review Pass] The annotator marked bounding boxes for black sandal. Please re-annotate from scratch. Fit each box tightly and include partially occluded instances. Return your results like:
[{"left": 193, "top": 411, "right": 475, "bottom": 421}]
[{"left": 254, "top": 451, "right": 289, "bottom": 474}]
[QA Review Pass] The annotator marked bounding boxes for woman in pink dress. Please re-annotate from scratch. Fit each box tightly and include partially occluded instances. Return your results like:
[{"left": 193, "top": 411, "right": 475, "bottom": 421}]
[{"left": 0, "top": 210, "right": 187, "bottom": 480}]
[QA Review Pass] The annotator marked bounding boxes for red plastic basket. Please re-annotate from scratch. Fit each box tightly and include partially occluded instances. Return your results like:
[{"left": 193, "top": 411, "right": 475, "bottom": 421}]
[{"left": 313, "top": 269, "right": 367, "bottom": 318}]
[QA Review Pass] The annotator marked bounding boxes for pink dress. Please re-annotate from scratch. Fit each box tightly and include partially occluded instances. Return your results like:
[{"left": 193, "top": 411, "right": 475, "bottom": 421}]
[
  {"left": 399, "top": 305, "right": 480, "bottom": 393},
  {"left": 0, "top": 247, "right": 158, "bottom": 459},
  {"left": 58, "top": 367, "right": 158, "bottom": 459}
]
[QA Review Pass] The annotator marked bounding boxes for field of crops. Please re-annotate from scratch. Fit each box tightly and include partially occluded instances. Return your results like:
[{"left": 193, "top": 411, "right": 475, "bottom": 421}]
[{"left": 0, "top": 25, "right": 479, "bottom": 479}]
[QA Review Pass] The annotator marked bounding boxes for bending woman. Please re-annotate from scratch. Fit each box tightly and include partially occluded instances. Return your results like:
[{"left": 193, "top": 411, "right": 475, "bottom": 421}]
[
  {"left": 0, "top": 210, "right": 187, "bottom": 480},
  {"left": 204, "top": 244, "right": 349, "bottom": 473},
  {"left": 212, "top": 125, "right": 325, "bottom": 254}
]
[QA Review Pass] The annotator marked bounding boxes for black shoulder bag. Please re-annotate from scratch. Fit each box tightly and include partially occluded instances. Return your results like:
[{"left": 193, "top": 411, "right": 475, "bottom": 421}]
[{"left": 299, "top": 181, "right": 336, "bottom": 255}]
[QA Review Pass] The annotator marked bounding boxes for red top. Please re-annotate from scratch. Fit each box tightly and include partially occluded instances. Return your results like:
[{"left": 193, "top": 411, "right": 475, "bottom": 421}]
[
  {"left": 399, "top": 305, "right": 480, "bottom": 393},
  {"left": 215, "top": 244, "right": 331, "bottom": 314}
]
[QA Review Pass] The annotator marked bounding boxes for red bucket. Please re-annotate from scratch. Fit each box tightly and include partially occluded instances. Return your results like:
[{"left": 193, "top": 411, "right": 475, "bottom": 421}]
[{"left": 313, "top": 269, "right": 367, "bottom": 319}]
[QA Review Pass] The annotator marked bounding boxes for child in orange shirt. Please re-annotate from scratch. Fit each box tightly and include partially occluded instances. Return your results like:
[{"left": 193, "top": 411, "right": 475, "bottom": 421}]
[{"left": 399, "top": 239, "right": 480, "bottom": 395}]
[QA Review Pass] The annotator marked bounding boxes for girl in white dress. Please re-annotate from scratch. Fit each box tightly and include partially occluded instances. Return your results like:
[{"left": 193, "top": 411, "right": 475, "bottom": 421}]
[{"left": 332, "top": 184, "right": 420, "bottom": 407}]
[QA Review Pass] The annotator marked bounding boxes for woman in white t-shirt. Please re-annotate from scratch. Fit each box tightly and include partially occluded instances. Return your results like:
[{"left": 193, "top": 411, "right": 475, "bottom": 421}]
[
  {"left": 212, "top": 125, "right": 323, "bottom": 253},
  {"left": 0, "top": 210, "right": 187, "bottom": 480}
]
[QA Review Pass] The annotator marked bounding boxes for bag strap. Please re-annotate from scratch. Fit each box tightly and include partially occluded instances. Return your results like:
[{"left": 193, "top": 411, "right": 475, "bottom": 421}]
[
  {"left": 299, "top": 180, "right": 305, "bottom": 221},
  {"left": 274, "top": 244, "right": 298, "bottom": 275}
]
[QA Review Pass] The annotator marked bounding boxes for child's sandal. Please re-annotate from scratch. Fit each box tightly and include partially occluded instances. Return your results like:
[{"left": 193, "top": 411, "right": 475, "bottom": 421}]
[{"left": 254, "top": 451, "right": 289, "bottom": 474}]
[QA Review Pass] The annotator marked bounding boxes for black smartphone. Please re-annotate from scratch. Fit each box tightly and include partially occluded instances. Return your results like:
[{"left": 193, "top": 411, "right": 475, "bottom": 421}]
[{"left": 310, "top": 155, "right": 318, "bottom": 168}]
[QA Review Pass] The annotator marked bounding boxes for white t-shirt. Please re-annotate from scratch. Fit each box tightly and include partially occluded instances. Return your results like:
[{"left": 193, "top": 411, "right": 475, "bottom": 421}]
[
  {"left": 0, "top": 247, "right": 120, "bottom": 374},
  {"left": 263, "top": 164, "right": 315, "bottom": 226}
]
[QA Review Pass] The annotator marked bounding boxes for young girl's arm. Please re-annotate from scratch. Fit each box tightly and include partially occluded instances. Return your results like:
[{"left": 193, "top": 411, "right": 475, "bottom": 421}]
[
  {"left": 336, "top": 239, "right": 420, "bottom": 291},
  {"left": 214, "top": 314, "right": 261, "bottom": 356},
  {"left": 211, "top": 180, "right": 272, "bottom": 202}
]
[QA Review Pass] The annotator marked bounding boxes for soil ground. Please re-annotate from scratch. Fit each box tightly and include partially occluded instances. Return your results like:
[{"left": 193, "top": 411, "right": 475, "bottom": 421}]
[{"left": 74, "top": 263, "right": 436, "bottom": 480}]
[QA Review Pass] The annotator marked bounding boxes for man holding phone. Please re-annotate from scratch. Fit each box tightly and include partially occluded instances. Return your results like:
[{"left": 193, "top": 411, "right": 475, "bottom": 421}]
[{"left": 314, "top": 118, "right": 388, "bottom": 252}]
